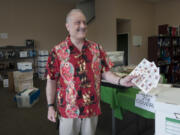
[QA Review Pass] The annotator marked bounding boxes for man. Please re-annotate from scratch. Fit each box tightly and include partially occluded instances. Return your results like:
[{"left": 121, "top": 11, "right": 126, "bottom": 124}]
[{"left": 46, "top": 9, "right": 136, "bottom": 135}]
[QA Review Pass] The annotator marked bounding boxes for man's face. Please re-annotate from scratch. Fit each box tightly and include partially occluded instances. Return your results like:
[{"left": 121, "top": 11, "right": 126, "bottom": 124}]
[{"left": 66, "top": 12, "right": 87, "bottom": 40}]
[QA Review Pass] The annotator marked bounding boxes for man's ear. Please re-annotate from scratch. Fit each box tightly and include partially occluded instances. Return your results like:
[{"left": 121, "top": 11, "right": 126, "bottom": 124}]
[{"left": 65, "top": 23, "right": 69, "bottom": 32}]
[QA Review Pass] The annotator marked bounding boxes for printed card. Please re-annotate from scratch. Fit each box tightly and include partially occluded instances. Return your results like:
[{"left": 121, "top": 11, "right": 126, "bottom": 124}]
[{"left": 130, "top": 58, "right": 160, "bottom": 94}]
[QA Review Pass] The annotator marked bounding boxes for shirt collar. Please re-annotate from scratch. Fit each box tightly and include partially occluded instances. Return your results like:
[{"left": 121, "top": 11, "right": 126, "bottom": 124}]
[{"left": 66, "top": 35, "right": 89, "bottom": 48}]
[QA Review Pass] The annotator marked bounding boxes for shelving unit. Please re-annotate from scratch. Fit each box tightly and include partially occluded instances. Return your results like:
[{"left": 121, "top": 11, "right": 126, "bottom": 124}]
[
  {"left": 148, "top": 36, "right": 180, "bottom": 83},
  {"left": 0, "top": 45, "right": 36, "bottom": 75}
]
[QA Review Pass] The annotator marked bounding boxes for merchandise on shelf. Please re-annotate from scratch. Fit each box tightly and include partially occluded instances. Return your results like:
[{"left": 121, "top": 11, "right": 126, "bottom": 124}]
[
  {"left": 19, "top": 51, "right": 28, "bottom": 58},
  {"left": 148, "top": 35, "right": 180, "bottom": 83},
  {"left": 26, "top": 40, "right": 34, "bottom": 48},
  {"left": 37, "top": 50, "right": 49, "bottom": 80},
  {"left": 17, "top": 62, "right": 32, "bottom": 72},
  {"left": 158, "top": 24, "right": 180, "bottom": 36},
  {"left": 38, "top": 50, "right": 49, "bottom": 56},
  {"left": 37, "top": 56, "right": 48, "bottom": 62},
  {"left": 0, "top": 45, "right": 36, "bottom": 72}
]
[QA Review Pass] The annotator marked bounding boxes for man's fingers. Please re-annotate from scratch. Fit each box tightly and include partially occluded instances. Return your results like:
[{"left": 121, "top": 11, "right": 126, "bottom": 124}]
[
  {"left": 129, "top": 75, "right": 137, "bottom": 79},
  {"left": 48, "top": 109, "right": 57, "bottom": 123},
  {"left": 51, "top": 115, "right": 56, "bottom": 122},
  {"left": 48, "top": 115, "right": 56, "bottom": 123}
]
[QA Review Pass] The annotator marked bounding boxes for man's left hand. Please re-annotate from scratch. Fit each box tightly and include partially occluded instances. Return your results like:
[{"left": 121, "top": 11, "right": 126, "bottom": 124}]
[{"left": 120, "top": 75, "right": 137, "bottom": 87}]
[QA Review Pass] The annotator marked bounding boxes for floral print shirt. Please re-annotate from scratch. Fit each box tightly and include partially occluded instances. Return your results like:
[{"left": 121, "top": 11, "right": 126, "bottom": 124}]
[{"left": 46, "top": 36, "right": 113, "bottom": 118}]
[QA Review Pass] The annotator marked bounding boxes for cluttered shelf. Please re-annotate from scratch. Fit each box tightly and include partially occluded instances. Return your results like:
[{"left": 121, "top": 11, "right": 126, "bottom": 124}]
[
  {"left": 0, "top": 45, "right": 34, "bottom": 49},
  {"left": 0, "top": 46, "right": 36, "bottom": 60},
  {"left": 0, "top": 43, "right": 36, "bottom": 74},
  {"left": 0, "top": 56, "right": 36, "bottom": 61},
  {"left": 148, "top": 24, "right": 180, "bottom": 83}
]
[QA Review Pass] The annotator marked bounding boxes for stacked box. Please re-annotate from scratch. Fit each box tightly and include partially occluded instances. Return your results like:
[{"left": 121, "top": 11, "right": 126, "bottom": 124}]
[
  {"left": 37, "top": 50, "right": 48, "bottom": 80},
  {"left": 14, "top": 88, "right": 40, "bottom": 108},
  {"left": 17, "top": 62, "right": 32, "bottom": 72},
  {"left": 13, "top": 71, "right": 34, "bottom": 93},
  {"left": 3, "top": 79, "right": 8, "bottom": 88},
  {"left": 19, "top": 51, "right": 28, "bottom": 58}
]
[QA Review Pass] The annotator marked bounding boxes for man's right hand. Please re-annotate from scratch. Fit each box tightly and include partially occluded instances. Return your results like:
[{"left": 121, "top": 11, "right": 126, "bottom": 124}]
[{"left": 47, "top": 106, "right": 56, "bottom": 123}]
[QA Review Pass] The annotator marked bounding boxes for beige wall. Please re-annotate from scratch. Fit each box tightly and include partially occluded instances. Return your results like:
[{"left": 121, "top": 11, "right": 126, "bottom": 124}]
[
  {"left": 155, "top": 0, "right": 180, "bottom": 34},
  {"left": 117, "top": 20, "right": 131, "bottom": 34},
  {"left": 0, "top": 0, "right": 74, "bottom": 50},
  {"left": 2, "top": 0, "right": 180, "bottom": 65},
  {"left": 87, "top": 0, "right": 156, "bottom": 65}
]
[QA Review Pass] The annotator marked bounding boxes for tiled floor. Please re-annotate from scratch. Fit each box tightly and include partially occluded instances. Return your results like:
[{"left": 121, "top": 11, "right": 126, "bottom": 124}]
[
  {"left": 0, "top": 79, "right": 154, "bottom": 135},
  {"left": 0, "top": 79, "right": 111, "bottom": 135}
]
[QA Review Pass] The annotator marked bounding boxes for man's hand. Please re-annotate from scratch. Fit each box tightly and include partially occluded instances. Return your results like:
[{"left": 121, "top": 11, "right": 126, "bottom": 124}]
[
  {"left": 120, "top": 75, "right": 136, "bottom": 87},
  {"left": 47, "top": 106, "right": 57, "bottom": 123}
]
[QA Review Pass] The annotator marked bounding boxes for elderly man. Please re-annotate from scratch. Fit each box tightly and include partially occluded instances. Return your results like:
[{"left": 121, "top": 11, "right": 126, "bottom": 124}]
[{"left": 46, "top": 9, "right": 136, "bottom": 135}]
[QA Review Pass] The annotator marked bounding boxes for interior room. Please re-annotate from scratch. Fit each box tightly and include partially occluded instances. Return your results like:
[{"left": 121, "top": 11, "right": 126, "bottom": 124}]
[{"left": 1, "top": 0, "right": 180, "bottom": 135}]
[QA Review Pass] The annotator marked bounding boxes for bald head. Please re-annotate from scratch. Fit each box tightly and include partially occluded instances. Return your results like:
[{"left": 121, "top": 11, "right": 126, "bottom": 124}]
[
  {"left": 65, "top": 9, "right": 87, "bottom": 40},
  {"left": 66, "top": 9, "right": 86, "bottom": 24}
]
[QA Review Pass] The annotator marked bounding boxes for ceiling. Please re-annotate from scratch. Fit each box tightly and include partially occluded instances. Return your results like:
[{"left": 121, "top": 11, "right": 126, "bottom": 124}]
[
  {"left": 57, "top": 0, "right": 88, "bottom": 4},
  {"left": 144, "top": 0, "right": 162, "bottom": 3},
  {"left": 58, "top": 0, "right": 169, "bottom": 4}
]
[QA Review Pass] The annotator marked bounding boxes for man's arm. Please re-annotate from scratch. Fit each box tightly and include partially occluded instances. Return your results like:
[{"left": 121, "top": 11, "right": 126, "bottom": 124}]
[
  {"left": 46, "top": 79, "right": 57, "bottom": 123},
  {"left": 102, "top": 71, "right": 135, "bottom": 87}
]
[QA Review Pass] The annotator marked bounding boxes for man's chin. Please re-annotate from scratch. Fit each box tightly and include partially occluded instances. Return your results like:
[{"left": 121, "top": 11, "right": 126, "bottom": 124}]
[{"left": 77, "top": 35, "right": 86, "bottom": 40}]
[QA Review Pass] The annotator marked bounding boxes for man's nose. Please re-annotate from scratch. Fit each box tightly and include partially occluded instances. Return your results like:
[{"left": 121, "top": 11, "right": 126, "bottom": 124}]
[{"left": 80, "top": 22, "right": 86, "bottom": 28}]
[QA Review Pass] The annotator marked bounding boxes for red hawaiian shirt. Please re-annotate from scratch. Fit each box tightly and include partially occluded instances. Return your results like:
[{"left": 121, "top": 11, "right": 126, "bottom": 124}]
[{"left": 46, "top": 36, "right": 113, "bottom": 118}]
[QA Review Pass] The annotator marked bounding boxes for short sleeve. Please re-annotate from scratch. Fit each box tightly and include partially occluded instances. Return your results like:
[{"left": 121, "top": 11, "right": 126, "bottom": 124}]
[
  {"left": 98, "top": 44, "right": 114, "bottom": 73},
  {"left": 45, "top": 48, "right": 60, "bottom": 80}
]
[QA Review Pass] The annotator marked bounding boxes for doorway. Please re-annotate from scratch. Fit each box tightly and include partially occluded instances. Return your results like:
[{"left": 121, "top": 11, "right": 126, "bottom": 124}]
[
  {"left": 116, "top": 19, "right": 130, "bottom": 66},
  {"left": 117, "top": 33, "right": 128, "bottom": 65}
]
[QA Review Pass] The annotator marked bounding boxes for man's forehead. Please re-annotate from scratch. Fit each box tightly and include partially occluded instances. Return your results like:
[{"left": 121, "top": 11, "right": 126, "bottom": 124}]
[{"left": 69, "top": 12, "right": 86, "bottom": 21}]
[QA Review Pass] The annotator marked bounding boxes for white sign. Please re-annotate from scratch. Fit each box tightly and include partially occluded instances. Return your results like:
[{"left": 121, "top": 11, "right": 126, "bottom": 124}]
[
  {"left": 0, "top": 33, "right": 8, "bottom": 39},
  {"left": 133, "top": 35, "right": 142, "bottom": 46},
  {"left": 135, "top": 93, "right": 156, "bottom": 113}
]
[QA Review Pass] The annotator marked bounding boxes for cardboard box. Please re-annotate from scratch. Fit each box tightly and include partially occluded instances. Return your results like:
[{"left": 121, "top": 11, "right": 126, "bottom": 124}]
[
  {"left": 15, "top": 88, "right": 40, "bottom": 108},
  {"left": 13, "top": 71, "right": 34, "bottom": 92},
  {"left": 13, "top": 71, "right": 33, "bottom": 81},
  {"left": 155, "top": 88, "right": 180, "bottom": 135},
  {"left": 14, "top": 79, "right": 33, "bottom": 93}
]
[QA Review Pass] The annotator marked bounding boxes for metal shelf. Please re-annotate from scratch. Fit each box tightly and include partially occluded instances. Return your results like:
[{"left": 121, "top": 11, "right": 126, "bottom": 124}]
[
  {"left": 0, "top": 56, "right": 36, "bottom": 62},
  {"left": 0, "top": 45, "right": 34, "bottom": 50},
  {"left": 0, "top": 45, "right": 36, "bottom": 74}
]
